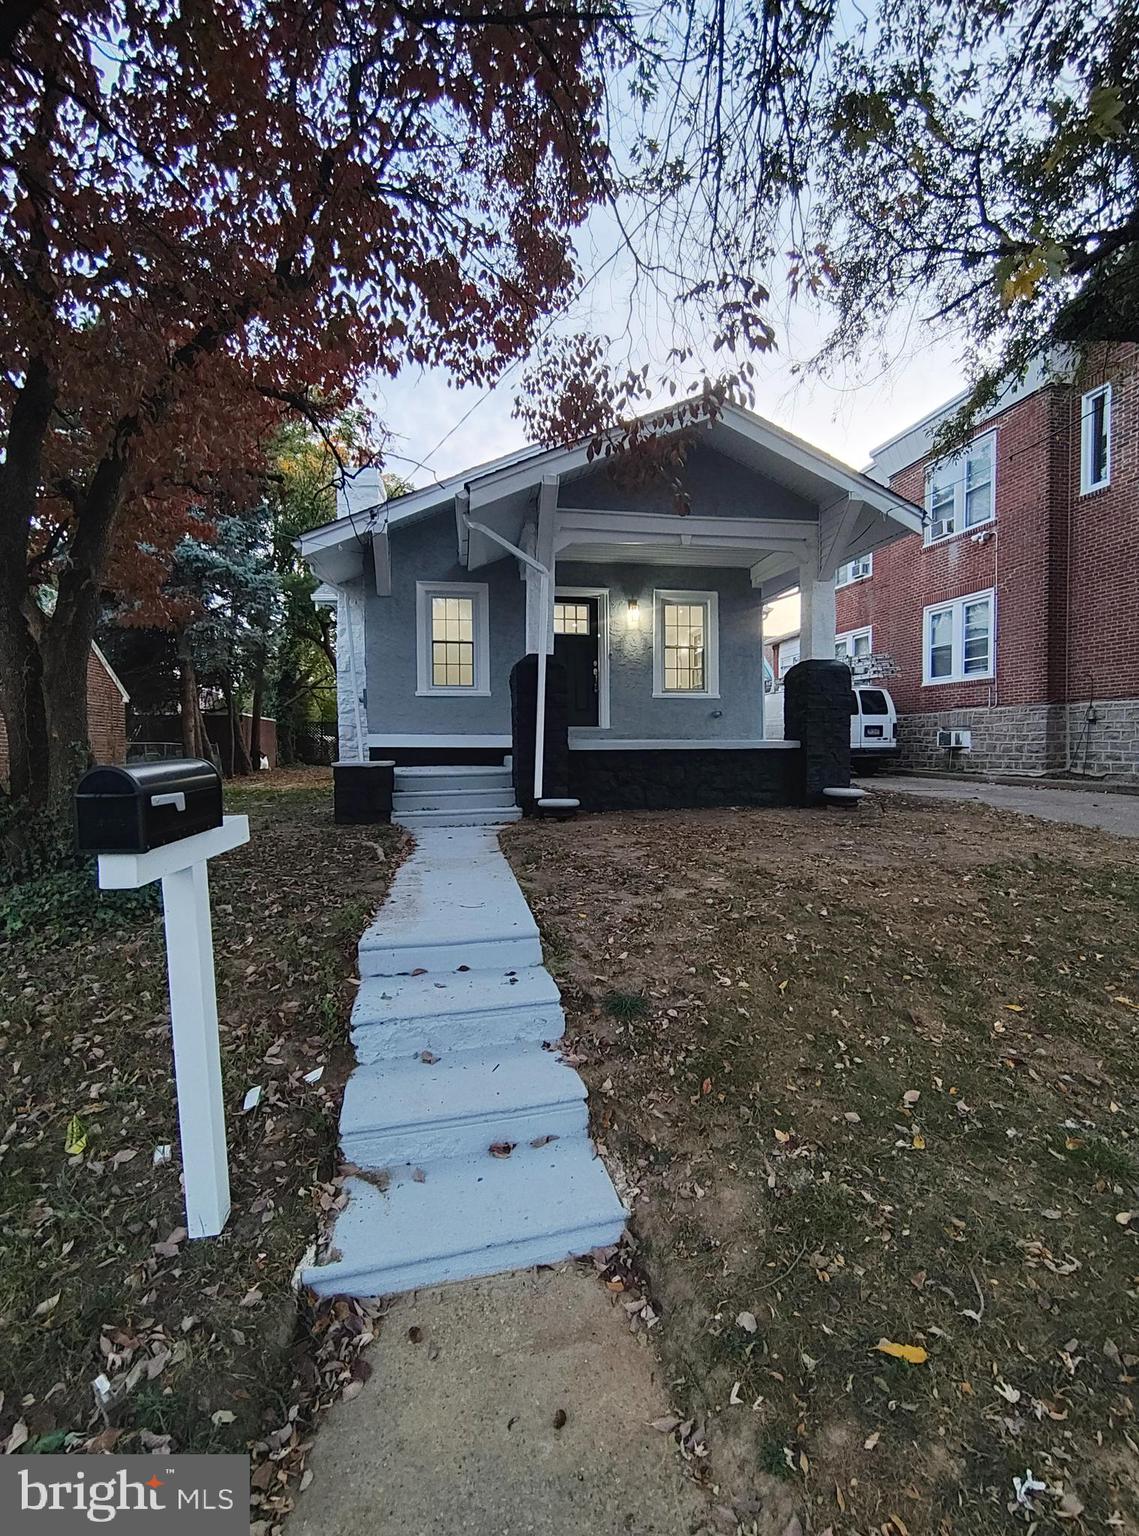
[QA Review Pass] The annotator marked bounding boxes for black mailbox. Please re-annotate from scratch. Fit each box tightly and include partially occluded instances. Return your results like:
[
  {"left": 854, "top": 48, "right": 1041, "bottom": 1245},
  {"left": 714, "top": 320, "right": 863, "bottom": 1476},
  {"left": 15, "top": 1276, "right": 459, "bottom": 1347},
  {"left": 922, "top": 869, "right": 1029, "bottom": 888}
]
[{"left": 75, "top": 759, "right": 223, "bottom": 854}]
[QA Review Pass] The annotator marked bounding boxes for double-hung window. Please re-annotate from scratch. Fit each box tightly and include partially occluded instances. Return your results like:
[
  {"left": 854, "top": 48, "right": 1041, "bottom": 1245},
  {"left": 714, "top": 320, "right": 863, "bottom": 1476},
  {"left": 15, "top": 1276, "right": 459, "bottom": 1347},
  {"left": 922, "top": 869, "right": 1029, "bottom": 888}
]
[
  {"left": 653, "top": 589, "right": 719, "bottom": 697},
  {"left": 1080, "top": 384, "right": 1111, "bottom": 493},
  {"left": 922, "top": 589, "right": 995, "bottom": 685},
  {"left": 415, "top": 582, "right": 490, "bottom": 696},
  {"left": 925, "top": 433, "right": 995, "bottom": 543},
  {"left": 835, "top": 626, "right": 872, "bottom": 663},
  {"left": 836, "top": 553, "right": 872, "bottom": 586}
]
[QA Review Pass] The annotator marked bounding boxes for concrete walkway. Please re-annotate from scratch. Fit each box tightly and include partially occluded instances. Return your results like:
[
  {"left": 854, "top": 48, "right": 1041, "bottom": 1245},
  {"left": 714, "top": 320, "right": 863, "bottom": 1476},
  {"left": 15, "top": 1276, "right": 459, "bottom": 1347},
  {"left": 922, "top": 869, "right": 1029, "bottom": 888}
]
[
  {"left": 302, "top": 826, "right": 625, "bottom": 1297},
  {"left": 876, "top": 774, "right": 1139, "bottom": 838},
  {"left": 291, "top": 1264, "right": 708, "bottom": 1536}
]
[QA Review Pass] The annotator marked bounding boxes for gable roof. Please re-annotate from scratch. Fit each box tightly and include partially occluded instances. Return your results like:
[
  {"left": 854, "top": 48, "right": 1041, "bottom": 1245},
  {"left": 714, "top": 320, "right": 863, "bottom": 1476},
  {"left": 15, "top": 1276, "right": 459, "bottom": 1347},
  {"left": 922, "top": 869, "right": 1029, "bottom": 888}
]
[{"left": 299, "top": 401, "right": 925, "bottom": 568}]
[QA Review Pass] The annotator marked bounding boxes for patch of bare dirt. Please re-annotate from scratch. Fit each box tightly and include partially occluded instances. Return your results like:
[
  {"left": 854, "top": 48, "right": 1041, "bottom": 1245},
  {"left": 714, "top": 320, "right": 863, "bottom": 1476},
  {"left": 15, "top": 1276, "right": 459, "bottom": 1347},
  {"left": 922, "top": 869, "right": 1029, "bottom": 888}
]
[{"left": 505, "top": 793, "right": 1139, "bottom": 1536}]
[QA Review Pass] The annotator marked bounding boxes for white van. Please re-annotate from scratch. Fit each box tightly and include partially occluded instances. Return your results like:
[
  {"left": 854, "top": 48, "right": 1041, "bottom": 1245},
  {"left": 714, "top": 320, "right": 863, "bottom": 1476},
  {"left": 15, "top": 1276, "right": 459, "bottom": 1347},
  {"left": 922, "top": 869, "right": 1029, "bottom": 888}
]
[{"left": 850, "top": 684, "right": 898, "bottom": 771}]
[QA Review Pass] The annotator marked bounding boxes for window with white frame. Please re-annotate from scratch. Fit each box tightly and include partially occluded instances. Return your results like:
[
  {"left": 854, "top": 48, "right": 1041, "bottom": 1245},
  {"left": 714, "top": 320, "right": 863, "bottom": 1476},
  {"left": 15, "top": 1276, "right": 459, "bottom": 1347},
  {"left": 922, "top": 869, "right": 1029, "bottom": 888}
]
[
  {"left": 835, "top": 626, "right": 873, "bottom": 662},
  {"left": 554, "top": 601, "right": 591, "bottom": 635},
  {"left": 925, "top": 433, "right": 995, "bottom": 543},
  {"left": 835, "top": 553, "right": 872, "bottom": 586},
  {"left": 922, "top": 589, "right": 995, "bottom": 684},
  {"left": 1080, "top": 384, "right": 1111, "bottom": 493},
  {"left": 653, "top": 590, "right": 719, "bottom": 697},
  {"left": 415, "top": 582, "right": 490, "bottom": 695}
]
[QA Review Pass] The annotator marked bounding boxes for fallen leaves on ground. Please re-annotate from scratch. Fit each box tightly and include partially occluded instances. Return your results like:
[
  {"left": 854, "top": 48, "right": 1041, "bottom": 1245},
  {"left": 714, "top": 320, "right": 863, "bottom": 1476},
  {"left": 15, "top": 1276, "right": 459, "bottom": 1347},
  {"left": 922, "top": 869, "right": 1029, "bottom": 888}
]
[
  {"left": 505, "top": 795, "right": 1139, "bottom": 1535},
  {"left": 0, "top": 770, "right": 402, "bottom": 1531}
]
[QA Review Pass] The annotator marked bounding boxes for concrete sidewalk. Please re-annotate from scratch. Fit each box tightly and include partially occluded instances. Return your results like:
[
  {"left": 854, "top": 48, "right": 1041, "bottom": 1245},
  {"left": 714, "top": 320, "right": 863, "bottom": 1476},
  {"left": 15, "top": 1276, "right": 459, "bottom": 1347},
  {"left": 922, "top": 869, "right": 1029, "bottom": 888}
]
[
  {"left": 290, "top": 1264, "right": 709, "bottom": 1536},
  {"left": 875, "top": 775, "right": 1139, "bottom": 838}
]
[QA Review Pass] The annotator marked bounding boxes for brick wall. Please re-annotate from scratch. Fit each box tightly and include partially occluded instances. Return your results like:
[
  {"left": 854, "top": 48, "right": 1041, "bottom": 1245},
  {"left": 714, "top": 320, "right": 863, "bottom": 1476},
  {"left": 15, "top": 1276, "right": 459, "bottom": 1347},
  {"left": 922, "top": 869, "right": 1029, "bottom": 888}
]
[
  {"left": 836, "top": 345, "right": 1139, "bottom": 776},
  {"left": 87, "top": 649, "right": 128, "bottom": 764},
  {"left": 0, "top": 646, "right": 127, "bottom": 790}
]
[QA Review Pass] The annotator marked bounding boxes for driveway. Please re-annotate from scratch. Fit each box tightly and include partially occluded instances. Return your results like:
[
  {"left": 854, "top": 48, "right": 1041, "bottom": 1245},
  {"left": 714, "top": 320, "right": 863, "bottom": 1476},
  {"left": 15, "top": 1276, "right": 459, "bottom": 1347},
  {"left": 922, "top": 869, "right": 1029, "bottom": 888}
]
[{"left": 873, "top": 774, "right": 1139, "bottom": 838}]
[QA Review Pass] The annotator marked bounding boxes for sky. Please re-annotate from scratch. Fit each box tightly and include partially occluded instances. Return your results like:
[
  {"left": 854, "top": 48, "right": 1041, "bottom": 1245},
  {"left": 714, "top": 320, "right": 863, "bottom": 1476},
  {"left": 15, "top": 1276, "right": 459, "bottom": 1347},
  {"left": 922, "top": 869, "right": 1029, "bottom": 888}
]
[{"left": 369, "top": 283, "right": 968, "bottom": 491}]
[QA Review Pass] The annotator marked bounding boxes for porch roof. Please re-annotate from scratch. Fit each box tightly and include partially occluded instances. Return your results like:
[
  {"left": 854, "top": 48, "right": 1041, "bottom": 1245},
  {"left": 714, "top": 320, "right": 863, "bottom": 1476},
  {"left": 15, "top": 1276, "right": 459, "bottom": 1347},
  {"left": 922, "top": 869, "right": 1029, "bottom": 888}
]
[{"left": 298, "top": 402, "right": 925, "bottom": 589}]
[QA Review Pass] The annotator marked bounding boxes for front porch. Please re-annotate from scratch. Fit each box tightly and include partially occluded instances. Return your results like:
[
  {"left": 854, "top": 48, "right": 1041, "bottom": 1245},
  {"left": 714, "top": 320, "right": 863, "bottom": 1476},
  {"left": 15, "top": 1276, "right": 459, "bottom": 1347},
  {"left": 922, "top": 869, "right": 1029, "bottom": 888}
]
[{"left": 302, "top": 402, "right": 924, "bottom": 815}]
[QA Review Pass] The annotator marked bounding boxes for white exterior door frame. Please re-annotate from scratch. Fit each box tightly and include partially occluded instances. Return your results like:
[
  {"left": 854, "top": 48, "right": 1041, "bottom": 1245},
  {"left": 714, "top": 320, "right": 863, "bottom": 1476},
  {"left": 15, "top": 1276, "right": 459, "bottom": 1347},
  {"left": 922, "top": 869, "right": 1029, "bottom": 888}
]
[{"left": 554, "top": 585, "right": 611, "bottom": 730}]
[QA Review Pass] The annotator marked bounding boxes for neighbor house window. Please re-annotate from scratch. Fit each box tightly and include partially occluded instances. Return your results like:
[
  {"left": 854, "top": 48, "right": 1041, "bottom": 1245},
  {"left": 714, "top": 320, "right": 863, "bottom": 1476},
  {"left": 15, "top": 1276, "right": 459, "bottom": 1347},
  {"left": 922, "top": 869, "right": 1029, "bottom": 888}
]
[
  {"left": 415, "top": 582, "right": 490, "bottom": 695},
  {"left": 777, "top": 640, "right": 800, "bottom": 678},
  {"left": 922, "top": 589, "right": 995, "bottom": 685},
  {"left": 835, "top": 626, "right": 873, "bottom": 662},
  {"left": 1080, "top": 384, "right": 1111, "bottom": 493},
  {"left": 836, "top": 553, "right": 872, "bottom": 586},
  {"left": 925, "top": 433, "right": 995, "bottom": 543},
  {"left": 653, "top": 590, "right": 719, "bottom": 697}
]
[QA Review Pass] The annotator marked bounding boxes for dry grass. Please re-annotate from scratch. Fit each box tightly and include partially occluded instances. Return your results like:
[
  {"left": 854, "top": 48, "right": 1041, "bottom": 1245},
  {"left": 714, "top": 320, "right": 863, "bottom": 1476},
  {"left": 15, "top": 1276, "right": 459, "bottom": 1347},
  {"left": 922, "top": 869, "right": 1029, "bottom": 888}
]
[
  {"left": 505, "top": 793, "right": 1139, "bottom": 1536},
  {"left": 0, "top": 770, "right": 400, "bottom": 1511}
]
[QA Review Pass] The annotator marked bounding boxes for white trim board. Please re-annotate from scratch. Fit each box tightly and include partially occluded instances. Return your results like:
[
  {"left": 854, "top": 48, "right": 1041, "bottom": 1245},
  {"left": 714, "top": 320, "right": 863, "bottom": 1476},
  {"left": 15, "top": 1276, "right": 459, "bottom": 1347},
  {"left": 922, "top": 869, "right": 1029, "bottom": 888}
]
[{"left": 367, "top": 734, "right": 511, "bottom": 748}]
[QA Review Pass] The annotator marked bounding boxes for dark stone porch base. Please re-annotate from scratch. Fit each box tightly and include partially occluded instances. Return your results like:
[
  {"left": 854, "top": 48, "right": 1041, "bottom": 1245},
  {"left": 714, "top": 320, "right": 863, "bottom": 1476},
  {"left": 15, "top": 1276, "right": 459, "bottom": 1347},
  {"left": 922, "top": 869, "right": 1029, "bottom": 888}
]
[
  {"left": 569, "top": 747, "right": 800, "bottom": 812},
  {"left": 367, "top": 745, "right": 508, "bottom": 766},
  {"left": 334, "top": 760, "right": 394, "bottom": 824}
]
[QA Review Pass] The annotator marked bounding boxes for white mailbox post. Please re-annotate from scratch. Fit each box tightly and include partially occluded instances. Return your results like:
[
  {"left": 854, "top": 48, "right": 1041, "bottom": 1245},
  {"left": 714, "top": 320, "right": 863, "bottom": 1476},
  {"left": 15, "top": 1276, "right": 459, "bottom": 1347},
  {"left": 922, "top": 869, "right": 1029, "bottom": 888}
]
[{"left": 97, "top": 815, "right": 250, "bottom": 1238}]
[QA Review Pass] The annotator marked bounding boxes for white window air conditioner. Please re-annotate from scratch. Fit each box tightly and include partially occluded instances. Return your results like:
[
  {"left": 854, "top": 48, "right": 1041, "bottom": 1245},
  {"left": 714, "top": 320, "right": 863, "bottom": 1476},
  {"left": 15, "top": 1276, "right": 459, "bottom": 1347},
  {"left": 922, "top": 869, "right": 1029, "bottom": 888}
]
[{"left": 937, "top": 728, "right": 972, "bottom": 750}]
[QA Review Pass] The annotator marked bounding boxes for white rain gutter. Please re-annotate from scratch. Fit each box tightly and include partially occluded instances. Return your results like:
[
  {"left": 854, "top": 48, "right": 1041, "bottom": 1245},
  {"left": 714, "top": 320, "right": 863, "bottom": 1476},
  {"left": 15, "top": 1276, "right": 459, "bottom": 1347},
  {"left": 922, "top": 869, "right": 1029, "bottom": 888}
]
[{"left": 462, "top": 515, "right": 551, "bottom": 804}]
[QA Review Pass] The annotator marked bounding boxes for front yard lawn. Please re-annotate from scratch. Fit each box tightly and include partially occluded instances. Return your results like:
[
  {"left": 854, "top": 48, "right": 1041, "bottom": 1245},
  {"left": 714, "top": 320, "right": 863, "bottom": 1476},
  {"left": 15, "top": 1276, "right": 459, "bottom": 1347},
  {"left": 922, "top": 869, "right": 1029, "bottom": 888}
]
[
  {"left": 0, "top": 771, "right": 400, "bottom": 1525},
  {"left": 505, "top": 794, "right": 1139, "bottom": 1535}
]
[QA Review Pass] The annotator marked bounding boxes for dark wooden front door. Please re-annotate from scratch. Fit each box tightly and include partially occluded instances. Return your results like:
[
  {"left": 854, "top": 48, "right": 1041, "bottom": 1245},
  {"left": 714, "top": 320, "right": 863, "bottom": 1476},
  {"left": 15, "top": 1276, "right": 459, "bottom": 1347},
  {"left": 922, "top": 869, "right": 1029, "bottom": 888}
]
[{"left": 553, "top": 597, "right": 600, "bottom": 727}]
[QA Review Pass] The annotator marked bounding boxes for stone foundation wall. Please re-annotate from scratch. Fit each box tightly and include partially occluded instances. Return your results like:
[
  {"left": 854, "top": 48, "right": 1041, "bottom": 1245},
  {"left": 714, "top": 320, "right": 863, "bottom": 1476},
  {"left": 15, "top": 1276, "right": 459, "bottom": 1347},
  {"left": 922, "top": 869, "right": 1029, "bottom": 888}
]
[
  {"left": 568, "top": 747, "right": 800, "bottom": 812},
  {"left": 897, "top": 699, "right": 1139, "bottom": 778}
]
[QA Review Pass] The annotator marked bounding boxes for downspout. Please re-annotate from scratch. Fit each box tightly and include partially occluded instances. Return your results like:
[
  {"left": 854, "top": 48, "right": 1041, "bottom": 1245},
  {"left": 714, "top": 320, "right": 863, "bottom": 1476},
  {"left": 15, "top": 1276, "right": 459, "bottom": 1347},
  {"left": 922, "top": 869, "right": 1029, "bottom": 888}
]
[{"left": 462, "top": 514, "right": 551, "bottom": 804}]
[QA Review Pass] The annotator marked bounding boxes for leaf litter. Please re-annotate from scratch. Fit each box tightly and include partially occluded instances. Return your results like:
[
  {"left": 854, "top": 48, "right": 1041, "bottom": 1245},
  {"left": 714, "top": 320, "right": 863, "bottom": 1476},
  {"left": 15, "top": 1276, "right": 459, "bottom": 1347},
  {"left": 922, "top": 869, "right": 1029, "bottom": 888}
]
[
  {"left": 0, "top": 770, "right": 403, "bottom": 1532},
  {"left": 505, "top": 795, "right": 1139, "bottom": 1534}
]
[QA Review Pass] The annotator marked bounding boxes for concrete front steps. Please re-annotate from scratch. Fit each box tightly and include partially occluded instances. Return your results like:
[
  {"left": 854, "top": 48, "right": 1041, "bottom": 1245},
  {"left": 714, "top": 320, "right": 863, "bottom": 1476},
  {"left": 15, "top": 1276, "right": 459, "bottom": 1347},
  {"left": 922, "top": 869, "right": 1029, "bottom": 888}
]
[
  {"left": 303, "top": 826, "right": 626, "bottom": 1298},
  {"left": 305, "top": 1139, "right": 626, "bottom": 1296},
  {"left": 341, "top": 1047, "right": 588, "bottom": 1166},
  {"left": 351, "top": 966, "right": 564, "bottom": 1062},
  {"left": 392, "top": 764, "right": 520, "bottom": 830},
  {"left": 358, "top": 824, "right": 541, "bottom": 975}
]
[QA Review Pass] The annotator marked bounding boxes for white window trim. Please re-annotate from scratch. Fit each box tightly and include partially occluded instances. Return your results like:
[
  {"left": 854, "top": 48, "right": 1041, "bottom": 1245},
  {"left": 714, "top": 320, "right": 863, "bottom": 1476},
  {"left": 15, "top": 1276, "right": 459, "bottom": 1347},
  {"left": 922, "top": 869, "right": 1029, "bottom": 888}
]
[
  {"left": 924, "top": 430, "right": 997, "bottom": 546},
  {"left": 835, "top": 553, "right": 873, "bottom": 587},
  {"left": 415, "top": 581, "right": 491, "bottom": 697},
  {"left": 835, "top": 624, "right": 873, "bottom": 659},
  {"left": 554, "top": 586, "right": 611, "bottom": 730},
  {"left": 922, "top": 587, "right": 996, "bottom": 686},
  {"left": 1080, "top": 383, "right": 1112, "bottom": 494},
  {"left": 652, "top": 588, "right": 720, "bottom": 699}
]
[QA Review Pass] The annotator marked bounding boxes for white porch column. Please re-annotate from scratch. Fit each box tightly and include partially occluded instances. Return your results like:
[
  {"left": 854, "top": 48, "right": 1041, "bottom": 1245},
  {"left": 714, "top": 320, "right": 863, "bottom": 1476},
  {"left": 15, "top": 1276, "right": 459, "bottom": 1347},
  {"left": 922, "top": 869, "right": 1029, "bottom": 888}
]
[
  {"left": 524, "top": 477, "right": 557, "bottom": 655},
  {"left": 798, "top": 547, "right": 836, "bottom": 662}
]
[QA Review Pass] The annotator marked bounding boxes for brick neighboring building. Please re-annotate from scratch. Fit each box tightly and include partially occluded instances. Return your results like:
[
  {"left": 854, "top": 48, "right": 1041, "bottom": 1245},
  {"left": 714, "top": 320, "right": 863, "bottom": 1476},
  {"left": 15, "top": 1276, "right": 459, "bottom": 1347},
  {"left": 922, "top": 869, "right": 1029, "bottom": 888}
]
[
  {"left": 0, "top": 644, "right": 129, "bottom": 789},
  {"left": 832, "top": 346, "right": 1139, "bottom": 778}
]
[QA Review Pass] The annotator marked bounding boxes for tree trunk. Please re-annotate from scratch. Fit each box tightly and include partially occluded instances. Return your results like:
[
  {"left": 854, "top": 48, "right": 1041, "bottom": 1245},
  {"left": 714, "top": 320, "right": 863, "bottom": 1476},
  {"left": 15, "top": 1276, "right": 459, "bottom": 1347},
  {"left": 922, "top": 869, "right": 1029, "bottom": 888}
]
[
  {"left": 41, "top": 456, "right": 131, "bottom": 814},
  {"left": 249, "top": 665, "right": 264, "bottom": 768},
  {"left": 0, "top": 357, "right": 56, "bottom": 806},
  {"left": 223, "top": 680, "right": 253, "bottom": 776},
  {"left": 176, "top": 628, "right": 201, "bottom": 756}
]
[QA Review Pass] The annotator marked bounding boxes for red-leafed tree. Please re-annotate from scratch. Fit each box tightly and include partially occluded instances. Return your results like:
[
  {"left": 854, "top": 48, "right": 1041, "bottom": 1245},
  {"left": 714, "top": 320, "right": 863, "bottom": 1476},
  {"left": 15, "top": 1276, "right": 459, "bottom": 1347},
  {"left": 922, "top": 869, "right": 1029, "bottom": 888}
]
[{"left": 0, "top": 0, "right": 620, "bottom": 809}]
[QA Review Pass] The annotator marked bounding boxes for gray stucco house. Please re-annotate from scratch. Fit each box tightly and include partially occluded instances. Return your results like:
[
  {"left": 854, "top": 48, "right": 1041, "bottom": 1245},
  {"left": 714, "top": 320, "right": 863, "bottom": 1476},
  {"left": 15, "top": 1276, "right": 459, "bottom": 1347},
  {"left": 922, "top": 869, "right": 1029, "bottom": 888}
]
[{"left": 301, "top": 405, "right": 922, "bottom": 825}]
